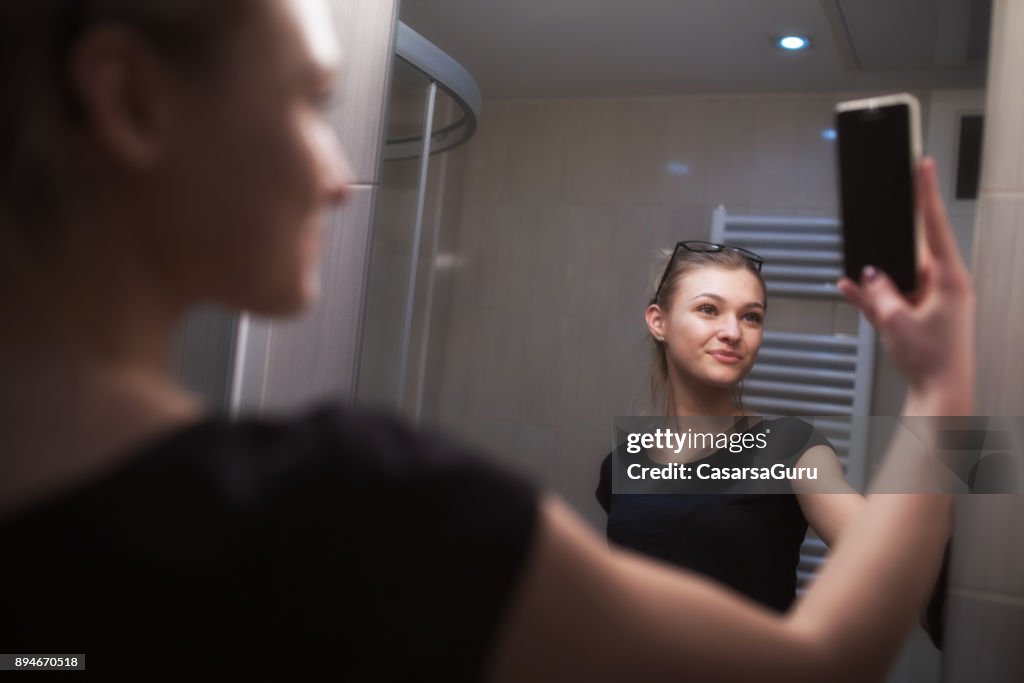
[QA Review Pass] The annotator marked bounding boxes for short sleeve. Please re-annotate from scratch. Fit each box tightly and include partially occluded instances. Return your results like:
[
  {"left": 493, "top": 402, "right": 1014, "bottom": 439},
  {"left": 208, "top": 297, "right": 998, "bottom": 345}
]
[
  {"left": 764, "top": 417, "right": 836, "bottom": 463},
  {"left": 235, "top": 405, "right": 539, "bottom": 681}
]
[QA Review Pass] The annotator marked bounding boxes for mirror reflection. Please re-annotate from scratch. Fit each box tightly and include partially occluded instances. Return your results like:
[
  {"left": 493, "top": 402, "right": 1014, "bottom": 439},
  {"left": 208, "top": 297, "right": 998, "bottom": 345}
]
[{"left": 352, "top": 2, "right": 991, "bottom": 680}]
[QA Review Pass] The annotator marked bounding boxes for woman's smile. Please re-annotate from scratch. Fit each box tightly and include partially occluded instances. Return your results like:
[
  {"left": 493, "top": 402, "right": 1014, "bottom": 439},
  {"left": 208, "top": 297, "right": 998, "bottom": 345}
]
[{"left": 707, "top": 349, "right": 742, "bottom": 364}]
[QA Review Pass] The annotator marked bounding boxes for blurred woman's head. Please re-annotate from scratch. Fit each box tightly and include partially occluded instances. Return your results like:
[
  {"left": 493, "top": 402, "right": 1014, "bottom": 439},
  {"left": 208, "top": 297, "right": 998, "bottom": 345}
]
[
  {"left": 0, "top": 0, "right": 352, "bottom": 322},
  {"left": 646, "top": 243, "right": 767, "bottom": 412}
]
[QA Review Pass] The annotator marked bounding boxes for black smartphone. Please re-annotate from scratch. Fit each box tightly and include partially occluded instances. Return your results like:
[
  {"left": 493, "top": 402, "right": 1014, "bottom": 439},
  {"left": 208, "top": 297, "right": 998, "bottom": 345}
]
[{"left": 835, "top": 94, "right": 921, "bottom": 292}]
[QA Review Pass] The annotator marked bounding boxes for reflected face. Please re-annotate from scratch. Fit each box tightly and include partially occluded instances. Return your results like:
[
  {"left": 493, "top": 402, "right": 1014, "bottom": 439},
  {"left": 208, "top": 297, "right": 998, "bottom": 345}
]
[
  {"left": 658, "top": 266, "right": 765, "bottom": 389},
  {"left": 158, "top": 0, "right": 352, "bottom": 314}
]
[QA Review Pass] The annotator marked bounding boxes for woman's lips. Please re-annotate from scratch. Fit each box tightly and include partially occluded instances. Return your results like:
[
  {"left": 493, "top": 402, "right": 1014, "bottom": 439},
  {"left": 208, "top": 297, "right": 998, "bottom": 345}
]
[{"left": 708, "top": 350, "right": 742, "bottom": 364}]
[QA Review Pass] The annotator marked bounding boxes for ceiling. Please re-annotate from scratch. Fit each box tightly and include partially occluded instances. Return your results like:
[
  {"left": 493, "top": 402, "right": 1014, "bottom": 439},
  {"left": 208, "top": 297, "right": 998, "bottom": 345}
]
[{"left": 399, "top": 0, "right": 990, "bottom": 99}]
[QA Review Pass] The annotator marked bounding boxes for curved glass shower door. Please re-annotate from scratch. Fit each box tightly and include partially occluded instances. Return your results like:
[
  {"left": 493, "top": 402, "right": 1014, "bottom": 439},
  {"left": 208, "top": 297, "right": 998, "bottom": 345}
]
[{"left": 354, "top": 24, "right": 479, "bottom": 420}]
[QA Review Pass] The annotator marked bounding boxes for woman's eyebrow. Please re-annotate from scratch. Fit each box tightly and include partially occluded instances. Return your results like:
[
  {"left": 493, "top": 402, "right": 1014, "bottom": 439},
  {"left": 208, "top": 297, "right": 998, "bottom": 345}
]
[
  {"left": 689, "top": 293, "right": 765, "bottom": 310},
  {"left": 689, "top": 292, "right": 724, "bottom": 302}
]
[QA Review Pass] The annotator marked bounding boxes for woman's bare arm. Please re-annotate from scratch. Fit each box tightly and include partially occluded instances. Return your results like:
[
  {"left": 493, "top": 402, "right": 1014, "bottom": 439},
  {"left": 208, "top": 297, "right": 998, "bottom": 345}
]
[
  {"left": 793, "top": 445, "right": 864, "bottom": 547},
  {"left": 486, "top": 494, "right": 827, "bottom": 683}
]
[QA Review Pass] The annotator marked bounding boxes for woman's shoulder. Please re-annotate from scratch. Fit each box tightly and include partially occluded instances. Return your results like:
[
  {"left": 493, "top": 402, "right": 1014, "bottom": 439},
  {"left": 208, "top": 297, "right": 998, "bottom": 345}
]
[
  {"left": 193, "top": 402, "right": 539, "bottom": 504},
  {"left": 760, "top": 416, "right": 835, "bottom": 460},
  {"left": 5, "top": 402, "right": 539, "bottom": 531}
]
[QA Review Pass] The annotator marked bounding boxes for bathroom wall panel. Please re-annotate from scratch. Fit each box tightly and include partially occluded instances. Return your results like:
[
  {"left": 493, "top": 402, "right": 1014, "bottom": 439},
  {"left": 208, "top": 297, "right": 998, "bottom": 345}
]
[
  {"left": 562, "top": 100, "right": 629, "bottom": 205},
  {"left": 327, "top": 0, "right": 400, "bottom": 185},
  {"left": 979, "top": 0, "right": 1024, "bottom": 193},
  {"left": 944, "top": 592, "right": 1024, "bottom": 682},
  {"left": 951, "top": 495, "right": 1024, "bottom": 598},
  {"left": 972, "top": 195, "right": 1024, "bottom": 414}
]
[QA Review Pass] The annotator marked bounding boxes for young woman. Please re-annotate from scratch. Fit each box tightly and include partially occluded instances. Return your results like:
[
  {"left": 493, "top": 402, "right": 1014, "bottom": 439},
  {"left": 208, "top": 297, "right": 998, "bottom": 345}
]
[
  {"left": 0, "top": 0, "right": 975, "bottom": 680},
  {"left": 596, "top": 242, "right": 865, "bottom": 612}
]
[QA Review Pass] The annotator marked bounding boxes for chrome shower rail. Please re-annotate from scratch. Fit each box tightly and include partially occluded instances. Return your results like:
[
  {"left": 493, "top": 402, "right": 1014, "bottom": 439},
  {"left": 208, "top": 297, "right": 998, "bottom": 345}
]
[{"left": 384, "top": 22, "right": 481, "bottom": 160}]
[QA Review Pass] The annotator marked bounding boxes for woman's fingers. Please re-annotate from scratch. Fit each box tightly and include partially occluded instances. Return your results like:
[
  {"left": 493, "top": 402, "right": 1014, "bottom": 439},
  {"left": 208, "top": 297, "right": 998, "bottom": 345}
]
[
  {"left": 858, "top": 266, "right": 911, "bottom": 334},
  {"left": 836, "top": 276, "right": 869, "bottom": 320},
  {"left": 836, "top": 276, "right": 860, "bottom": 303},
  {"left": 837, "top": 268, "right": 905, "bottom": 335}
]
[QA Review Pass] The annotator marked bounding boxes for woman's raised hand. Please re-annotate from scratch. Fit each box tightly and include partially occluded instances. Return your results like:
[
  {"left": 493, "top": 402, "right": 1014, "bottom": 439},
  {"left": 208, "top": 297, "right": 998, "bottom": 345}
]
[{"left": 837, "top": 157, "right": 975, "bottom": 409}]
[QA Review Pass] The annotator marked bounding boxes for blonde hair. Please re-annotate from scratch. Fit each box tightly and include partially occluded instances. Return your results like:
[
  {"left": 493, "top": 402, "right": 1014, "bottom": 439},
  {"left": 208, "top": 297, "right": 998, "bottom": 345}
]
[{"left": 648, "top": 246, "right": 767, "bottom": 415}]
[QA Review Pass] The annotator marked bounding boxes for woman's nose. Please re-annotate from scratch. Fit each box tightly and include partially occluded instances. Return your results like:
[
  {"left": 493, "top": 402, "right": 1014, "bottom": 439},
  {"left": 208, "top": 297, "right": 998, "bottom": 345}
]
[
  {"left": 717, "top": 316, "right": 741, "bottom": 341},
  {"left": 315, "top": 123, "right": 354, "bottom": 206}
]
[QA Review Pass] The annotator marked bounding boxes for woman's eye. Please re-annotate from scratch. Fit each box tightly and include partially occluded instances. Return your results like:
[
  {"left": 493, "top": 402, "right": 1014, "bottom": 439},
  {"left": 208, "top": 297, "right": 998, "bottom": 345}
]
[
  {"left": 744, "top": 312, "right": 763, "bottom": 324},
  {"left": 697, "top": 304, "right": 717, "bottom": 315}
]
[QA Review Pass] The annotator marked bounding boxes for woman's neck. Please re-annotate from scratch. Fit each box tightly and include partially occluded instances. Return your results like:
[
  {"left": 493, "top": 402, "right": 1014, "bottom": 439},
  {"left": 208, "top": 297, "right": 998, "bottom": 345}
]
[
  {"left": 0, "top": 215, "right": 189, "bottom": 379},
  {"left": 665, "top": 369, "right": 742, "bottom": 417},
  {"left": 0, "top": 225, "right": 204, "bottom": 517}
]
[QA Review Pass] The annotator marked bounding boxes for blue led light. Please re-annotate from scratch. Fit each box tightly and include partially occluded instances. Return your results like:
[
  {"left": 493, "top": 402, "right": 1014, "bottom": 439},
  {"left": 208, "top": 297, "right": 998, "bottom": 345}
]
[
  {"left": 821, "top": 128, "right": 837, "bottom": 141},
  {"left": 778, "top": 35, "right": 809, "bottom": 50}
]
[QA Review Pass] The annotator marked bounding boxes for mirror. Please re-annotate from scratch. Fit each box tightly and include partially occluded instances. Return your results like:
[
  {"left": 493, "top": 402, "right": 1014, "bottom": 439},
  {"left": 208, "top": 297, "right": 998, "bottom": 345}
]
[{"left": 356, "top": 1, "right": 992, "bottom": 680}]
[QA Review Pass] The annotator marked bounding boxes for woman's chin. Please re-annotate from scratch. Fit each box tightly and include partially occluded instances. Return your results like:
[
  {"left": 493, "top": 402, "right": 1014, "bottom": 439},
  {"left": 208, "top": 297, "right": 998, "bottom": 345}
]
[
  {"left": 225, "top": 274, "right": 319, "bottom": 317},
  {"left": 701, "top": 368, "right": 746, "bottom": 389}
]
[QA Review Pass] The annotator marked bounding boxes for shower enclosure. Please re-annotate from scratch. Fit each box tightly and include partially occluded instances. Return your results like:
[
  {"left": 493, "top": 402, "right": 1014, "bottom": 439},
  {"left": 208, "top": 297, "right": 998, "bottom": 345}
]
[
  {"left": 171, "top": 22, "right": 478, "bottom": 419},
  {"left": 353, "top": 23, "right": 480, "bottom": 421}
]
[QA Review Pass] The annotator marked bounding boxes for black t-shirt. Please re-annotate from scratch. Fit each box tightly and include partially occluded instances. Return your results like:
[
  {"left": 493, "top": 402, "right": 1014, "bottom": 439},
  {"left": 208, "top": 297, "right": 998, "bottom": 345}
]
[
  {"left": 596, "top": 417, "right": 832, "bottom": 612},
  {"left": 0, "top": 404, "right": 538, "bottom": 680}
]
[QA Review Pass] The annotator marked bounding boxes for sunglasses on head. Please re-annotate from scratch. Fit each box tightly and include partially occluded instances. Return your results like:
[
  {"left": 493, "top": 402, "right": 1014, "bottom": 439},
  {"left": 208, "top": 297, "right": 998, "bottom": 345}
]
[{"left": 653, "top": 241, "right": 764, "bottom": 303}]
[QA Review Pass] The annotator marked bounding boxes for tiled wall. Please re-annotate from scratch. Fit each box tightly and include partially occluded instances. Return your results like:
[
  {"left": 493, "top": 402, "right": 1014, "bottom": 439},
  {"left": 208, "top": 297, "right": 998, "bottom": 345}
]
[
  {"left": 232, "top": 0, "right": 399, "bottom": 413},
  {"left": 944, "top": 0, "right": 1024, "bottom": 679},
  {"left": 427, "top": 92, "right": 929, "bottom": 528}
]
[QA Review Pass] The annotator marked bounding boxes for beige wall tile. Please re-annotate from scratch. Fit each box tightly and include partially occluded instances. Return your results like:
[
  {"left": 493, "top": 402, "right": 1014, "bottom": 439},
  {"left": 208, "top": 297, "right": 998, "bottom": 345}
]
[
  {"left": 750, "top": 98, "right": 817, "bottom": 211},
  {"left": 620, "top": 98, "right": 710, "bottom": 207},
  {"left": 702, "top": 98, "right": 757, "bottom": 208},
  {"left": 563, "top": 100, "right": 628, "bottom": 205},
  {"left": 552, "top": 428, "right": 614, "bottom": 530},
  {"left": 327, "top": 0, "right": 399, "bottom": 184},
  {"left": 944, "top": 592, "right": 1024, "bottom": 682},
  {"left": 972, "top": 195, "right": 1024, "bottom": 414},
  {"left": 980, "top": 0, "right": 1024, "bottom": 192},
  {"left": 951, "top": 495, "right": 1024, "bottom": 597},
  {"left": 519, "top": 313, "right": 581, "bottom": 425},
  {"left": 497, "top": 100, "right": 573, "bottom": 204},
  {"left": 571, "top": 316, "right": 612, "bottom": 424}
]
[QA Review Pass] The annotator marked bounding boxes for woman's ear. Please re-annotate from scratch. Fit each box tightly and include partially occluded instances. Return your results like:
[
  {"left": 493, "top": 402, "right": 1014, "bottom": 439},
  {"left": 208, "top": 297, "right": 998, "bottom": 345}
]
[
  {"left": 645, "top": 304, "right": 666, "bottom": 342},
  {"left": 67, "top": 25, "right": 175, "bottom": 168}
]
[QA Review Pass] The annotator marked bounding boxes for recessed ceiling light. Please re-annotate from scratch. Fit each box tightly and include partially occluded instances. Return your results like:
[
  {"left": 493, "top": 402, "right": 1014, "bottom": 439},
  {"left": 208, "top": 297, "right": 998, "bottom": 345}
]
[{"left": 777, "top": 35, "right": 810, "bottom": 51}]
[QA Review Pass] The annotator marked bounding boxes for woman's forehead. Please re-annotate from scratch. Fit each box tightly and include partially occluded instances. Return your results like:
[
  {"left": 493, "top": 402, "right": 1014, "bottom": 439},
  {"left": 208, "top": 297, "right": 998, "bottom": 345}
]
[
  {"left": 676, "top": 266, "right": 764, "bottom": 301},
  {"left": 284, "top": 0, "right": 343, "bottom": 72}
]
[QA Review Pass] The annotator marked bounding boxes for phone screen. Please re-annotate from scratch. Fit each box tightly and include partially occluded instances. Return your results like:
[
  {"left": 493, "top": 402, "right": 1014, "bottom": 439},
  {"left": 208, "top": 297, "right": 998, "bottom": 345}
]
[{"left": 836, "top": 103, "right": 916, "bottom": 291}]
